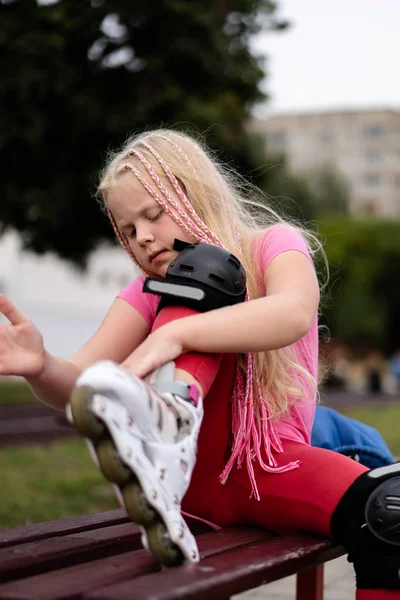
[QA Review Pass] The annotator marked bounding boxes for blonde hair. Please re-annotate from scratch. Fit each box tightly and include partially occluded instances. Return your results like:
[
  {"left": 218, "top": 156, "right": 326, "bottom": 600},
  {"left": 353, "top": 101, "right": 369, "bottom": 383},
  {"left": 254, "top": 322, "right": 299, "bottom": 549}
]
[{"left": 98, "top": 128, "right": 324, "bottom": 421}]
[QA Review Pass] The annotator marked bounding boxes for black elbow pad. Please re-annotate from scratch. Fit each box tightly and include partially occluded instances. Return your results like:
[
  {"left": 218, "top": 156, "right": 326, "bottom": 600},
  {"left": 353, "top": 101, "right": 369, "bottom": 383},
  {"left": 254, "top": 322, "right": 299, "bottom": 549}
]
[{"left": 143, "top": 240, "right": 246, "bottom": 313}]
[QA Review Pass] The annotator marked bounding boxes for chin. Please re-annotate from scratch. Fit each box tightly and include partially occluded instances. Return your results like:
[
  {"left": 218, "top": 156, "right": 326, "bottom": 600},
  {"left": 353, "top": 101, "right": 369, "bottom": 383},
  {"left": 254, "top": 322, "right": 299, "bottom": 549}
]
[
  {"left": 157, "top": 266, "right": 169, "bottom": 278},
  {"left": 147, "top": 266, "right": 167, "bottom": 279}
]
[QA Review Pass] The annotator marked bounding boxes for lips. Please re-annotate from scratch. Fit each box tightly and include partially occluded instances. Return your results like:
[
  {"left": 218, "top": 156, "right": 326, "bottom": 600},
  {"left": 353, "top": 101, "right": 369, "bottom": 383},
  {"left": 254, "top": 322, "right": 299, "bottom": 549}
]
[{"left": 149, "top": 250, "right": 167, "bottom": 263}]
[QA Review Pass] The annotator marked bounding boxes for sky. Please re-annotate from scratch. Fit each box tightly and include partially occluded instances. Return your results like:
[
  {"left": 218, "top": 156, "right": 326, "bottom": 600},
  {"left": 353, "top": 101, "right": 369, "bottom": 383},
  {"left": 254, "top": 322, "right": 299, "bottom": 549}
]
[{"left": 252, "top": 0, "right": 400, "bottom": 115}]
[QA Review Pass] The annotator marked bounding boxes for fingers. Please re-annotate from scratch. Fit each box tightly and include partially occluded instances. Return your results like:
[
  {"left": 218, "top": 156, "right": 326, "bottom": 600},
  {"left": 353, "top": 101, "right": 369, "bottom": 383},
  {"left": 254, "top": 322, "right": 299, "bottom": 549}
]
[{"left": 0, "top": 294, "right": 29, "bottom": 326}]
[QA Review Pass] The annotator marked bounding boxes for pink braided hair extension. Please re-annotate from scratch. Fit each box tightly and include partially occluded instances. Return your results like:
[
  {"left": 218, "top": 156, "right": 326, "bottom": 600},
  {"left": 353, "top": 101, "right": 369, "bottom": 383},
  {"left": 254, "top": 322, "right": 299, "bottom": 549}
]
[
  {"left": 138, "top": 141, "right": 223, "bottom": 248},
  {"left": 106, "top": 207, "right": 143, "bottom": 272},
  {"left": 151, "top": 134, "right": 244, "bottom": 257},
  {"left": 108, "top": 149, "right": 299, "bottom": 499},
  {"left": 151, "top": 134, "right": 225, "bottom": 239},
  {"left": 155, "top": 135, "right": 199, "bottom": 178},
  {"left": 127, "top": 149, "right": 211, "bottom": 245},
  {"left": 150, "top": 134, "right": 221, "bottom": 229}
]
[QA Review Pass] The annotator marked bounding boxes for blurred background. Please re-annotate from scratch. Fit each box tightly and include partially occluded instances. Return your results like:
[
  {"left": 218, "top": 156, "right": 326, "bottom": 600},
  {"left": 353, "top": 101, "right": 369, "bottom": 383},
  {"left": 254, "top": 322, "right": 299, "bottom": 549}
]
[{"left": 0, "top": 0, "right": 399, "bottom": 529}]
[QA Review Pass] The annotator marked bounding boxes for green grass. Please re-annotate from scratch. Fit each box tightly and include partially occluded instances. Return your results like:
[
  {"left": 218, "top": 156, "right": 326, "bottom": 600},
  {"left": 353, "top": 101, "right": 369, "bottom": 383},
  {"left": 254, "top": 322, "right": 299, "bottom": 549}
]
[
  {"left": 0, "top": 380, "right": 37, "bottom": 404},
  {"left": 341, "top": 402, "right": 400, "bottom": 457},
  {"left": 0, "top": 439, "right": 118, "bottom": 528}
]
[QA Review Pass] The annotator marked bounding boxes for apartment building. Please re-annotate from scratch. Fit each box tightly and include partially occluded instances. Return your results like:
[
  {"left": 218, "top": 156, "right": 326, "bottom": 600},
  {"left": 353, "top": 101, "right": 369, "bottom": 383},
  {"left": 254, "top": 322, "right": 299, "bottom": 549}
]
[{"left": 253, "top": 108, "right": 400, "bottom": 216}]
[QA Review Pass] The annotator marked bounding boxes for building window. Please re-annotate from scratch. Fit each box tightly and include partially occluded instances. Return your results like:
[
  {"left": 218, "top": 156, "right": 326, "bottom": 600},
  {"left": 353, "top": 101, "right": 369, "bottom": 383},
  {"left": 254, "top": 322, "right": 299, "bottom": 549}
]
[
  {"left": 366, "top": 150, "right": 384, "bottom": 163},
  {"left": 395, "top": 174, "right": 400, "bottom": 189},
  {"left": 365, "top": 173, "right": 382, "bottom": 187},
  {"left": 363, "top": 124, "right": 384, "bottom": 138}
]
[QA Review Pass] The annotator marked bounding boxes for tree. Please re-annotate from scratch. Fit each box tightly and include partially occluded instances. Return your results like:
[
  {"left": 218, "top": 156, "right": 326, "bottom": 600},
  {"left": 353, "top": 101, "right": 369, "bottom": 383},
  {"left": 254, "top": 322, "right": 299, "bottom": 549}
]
[
  {"left": 317, "top": 217, "right": 400, "bottom": 353},
  {"left": 257, "top": 160, "right": 350, "bottom": 224},
  {"left": 306, "top": 165, "right": 350, "bottom": 216},
  {"left": 0, "top": 0, "right": 288, "bottom": 265}
]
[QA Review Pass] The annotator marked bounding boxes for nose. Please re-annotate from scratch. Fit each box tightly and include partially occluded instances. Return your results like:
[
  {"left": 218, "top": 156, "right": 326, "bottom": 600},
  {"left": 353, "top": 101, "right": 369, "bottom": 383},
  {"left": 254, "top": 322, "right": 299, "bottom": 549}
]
[{"left": 135, "top": 223, "right": 155, "bottom": 246}]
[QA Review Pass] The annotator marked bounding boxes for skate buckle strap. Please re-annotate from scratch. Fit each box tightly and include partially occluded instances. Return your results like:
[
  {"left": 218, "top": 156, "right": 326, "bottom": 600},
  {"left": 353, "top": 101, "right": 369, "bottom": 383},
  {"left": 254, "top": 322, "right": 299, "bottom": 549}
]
[{"left": 154, "top": 381, "right": 200, "bottom": 407}]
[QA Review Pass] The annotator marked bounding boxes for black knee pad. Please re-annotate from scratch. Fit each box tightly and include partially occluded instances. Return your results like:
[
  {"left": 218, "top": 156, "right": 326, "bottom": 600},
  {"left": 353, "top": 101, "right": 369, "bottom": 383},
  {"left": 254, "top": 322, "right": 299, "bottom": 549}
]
[
  {"left": 331, "top": 463, "right": 400, "bottom": 589},
  {"left": 143, "top": 239, "right": 246, "bottom": 313}
]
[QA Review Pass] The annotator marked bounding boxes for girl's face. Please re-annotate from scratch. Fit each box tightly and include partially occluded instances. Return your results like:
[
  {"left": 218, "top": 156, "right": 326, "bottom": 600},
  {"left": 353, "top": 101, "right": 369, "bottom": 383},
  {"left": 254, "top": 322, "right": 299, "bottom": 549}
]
[{"left": 106, "top": 179, "right": 196, "bottom": 278}]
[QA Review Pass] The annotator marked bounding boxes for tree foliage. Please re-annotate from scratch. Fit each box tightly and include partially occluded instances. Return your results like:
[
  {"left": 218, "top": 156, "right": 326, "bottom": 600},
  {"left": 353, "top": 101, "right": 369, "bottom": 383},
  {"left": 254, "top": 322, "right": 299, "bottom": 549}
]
[
  {"left": 306, "top": 165, "right": 350, "bottom": 216},
  {"left": 0, "top": 0, "right": 288, "bottom": 264},
  {"left": 317, "top": 217, "right": 400, "bottom": 352}
]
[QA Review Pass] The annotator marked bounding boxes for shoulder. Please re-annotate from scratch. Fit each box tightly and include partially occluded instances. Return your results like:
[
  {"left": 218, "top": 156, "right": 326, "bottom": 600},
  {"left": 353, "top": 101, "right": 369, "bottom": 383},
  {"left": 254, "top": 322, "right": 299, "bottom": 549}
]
[
  {"left": 117, "top": 274, "right": 160, "bottom": 328},
  {"left": 255, "top": 223, "right": 313, "bottom": 272},
  {"left": 119, "top": 274, "right": 146, "bottom": 297},
  {"left": 258, "top": 223, "right": 309, "bottom": 248}
]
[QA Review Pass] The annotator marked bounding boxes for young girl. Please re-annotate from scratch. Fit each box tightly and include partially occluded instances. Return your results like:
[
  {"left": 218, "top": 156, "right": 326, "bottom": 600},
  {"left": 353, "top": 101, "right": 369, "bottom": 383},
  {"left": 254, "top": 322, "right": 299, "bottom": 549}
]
[{"left": 0, "top": 129, "right": 399, "bottom": 599}]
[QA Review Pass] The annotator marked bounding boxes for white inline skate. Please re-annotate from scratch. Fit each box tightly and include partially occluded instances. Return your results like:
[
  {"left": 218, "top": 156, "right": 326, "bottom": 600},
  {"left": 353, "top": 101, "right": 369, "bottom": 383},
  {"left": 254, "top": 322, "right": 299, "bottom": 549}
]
[{"left": 66, "top": 360, "right": 203, "bottom": 567}]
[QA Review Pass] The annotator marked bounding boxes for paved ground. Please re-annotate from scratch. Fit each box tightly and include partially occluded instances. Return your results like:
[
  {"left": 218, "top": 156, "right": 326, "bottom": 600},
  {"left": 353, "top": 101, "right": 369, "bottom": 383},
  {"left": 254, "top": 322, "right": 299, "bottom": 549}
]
[{"left": 234, "top": 554, "right": 356, "bottom": 599}]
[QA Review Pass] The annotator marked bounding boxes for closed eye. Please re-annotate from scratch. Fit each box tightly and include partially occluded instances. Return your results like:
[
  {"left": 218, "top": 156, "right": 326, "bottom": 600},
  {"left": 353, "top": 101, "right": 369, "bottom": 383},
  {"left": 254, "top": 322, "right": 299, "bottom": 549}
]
[
  {"left": 124, "top": 209, "right": 163, "bottom": 238},
  {"left": 149, "top": 210, "right": 163, "bottom": 222}
]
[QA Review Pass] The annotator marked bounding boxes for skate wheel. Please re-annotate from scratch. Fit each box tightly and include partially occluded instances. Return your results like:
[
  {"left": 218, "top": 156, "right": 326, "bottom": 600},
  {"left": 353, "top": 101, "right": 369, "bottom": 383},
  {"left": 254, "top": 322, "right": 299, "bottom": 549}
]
[
  {"left": 122, "top": 480, "right": 157, "bottom": 527},
  {"left": 146, "top": 521, "right": 184, "bottom": 567},
  {"left": 69, "top": 386, "right": 105, "bottom": 440},
  {"left": 95, "top": 438, "right": 131, "bottom": 484}
]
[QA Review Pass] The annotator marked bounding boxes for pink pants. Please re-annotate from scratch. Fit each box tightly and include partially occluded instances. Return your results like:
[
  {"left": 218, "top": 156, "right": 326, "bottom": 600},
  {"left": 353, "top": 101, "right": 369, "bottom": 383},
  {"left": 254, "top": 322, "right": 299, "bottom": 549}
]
[{"left": 153, "top": 306, "right": 368, "bottom": 538}]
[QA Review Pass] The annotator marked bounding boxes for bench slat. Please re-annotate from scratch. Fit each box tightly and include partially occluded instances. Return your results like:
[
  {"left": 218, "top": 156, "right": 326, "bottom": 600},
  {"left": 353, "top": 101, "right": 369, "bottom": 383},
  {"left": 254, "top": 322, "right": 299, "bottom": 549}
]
[
  {"left": 0, "top": 406, "right": 56, "bottom": 419},
  {"left": 0, "top": 509, "right": 130, "bottom": 548},
  {"left": 0, "top": 527, "right": 272, "bottom": 599},
  {"left": 0, "top": 550, "right": 156, "bottom": 600},
  {"left": 0, "top": 523, "right": 140, "bottom": 582},
  {"left": 0, "top": 417, "right": 70, "bottom": 435},
  {"left": 0, "top": 511, "right": 213, "bottom": 550},
  {"left": 84, "top": 535, "right": 343, "bottom": 600}
]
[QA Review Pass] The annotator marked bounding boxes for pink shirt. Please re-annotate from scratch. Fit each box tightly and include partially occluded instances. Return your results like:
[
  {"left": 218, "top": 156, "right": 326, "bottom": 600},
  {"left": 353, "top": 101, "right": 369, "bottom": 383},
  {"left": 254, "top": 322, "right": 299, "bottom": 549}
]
[{"left": 118, "top": 224, "right": 318, "bottom": 446}]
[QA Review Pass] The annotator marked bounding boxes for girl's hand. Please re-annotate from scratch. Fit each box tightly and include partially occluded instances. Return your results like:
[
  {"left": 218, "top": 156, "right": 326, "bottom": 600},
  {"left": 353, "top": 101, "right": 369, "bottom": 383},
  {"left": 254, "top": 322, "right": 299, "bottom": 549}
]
[
  {"left": 0, "top": 295, "right": 46, "bottom": 377},
  {"left": 122, "top": 324, "right": 184, "bottom": 378}
]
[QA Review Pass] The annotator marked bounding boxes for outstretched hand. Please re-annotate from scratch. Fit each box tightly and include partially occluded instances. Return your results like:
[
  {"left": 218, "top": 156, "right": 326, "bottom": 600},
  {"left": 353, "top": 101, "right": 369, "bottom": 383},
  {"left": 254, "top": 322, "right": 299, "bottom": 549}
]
[
  {"left": 0, "top": 294, "right": 45, "bottom": 377},
  {"left": 122, "top": 324, "right": 185, "bottom": 378}
]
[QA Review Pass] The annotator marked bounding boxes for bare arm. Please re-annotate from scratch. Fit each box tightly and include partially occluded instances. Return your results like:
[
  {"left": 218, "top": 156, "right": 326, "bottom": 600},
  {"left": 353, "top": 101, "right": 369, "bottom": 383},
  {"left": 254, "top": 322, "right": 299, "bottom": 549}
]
[
  {"left": 25, "top": 355, "right": 82, "bottom": 411},
  {"left": 28, "top": 299, "right": 150, "bottom": 409},
  {"left": 0, "top": 295, "right": 149, "bottom": 410},
  {"left": 170, "top": 250, "right": 320, "bottom": 354}
]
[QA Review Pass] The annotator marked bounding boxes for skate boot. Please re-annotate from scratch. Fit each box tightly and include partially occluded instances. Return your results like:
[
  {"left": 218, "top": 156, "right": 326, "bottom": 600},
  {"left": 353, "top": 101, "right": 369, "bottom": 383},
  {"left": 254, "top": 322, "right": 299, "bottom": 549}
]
[{"left": 66, "top": 360, "right": 203, "bottom": 567}]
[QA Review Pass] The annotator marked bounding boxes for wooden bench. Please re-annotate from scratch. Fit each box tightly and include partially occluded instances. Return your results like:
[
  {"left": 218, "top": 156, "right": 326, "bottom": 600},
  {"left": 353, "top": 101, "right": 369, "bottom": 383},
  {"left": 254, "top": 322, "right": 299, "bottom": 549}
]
[
  {"left": 0, "top": 405, "right": 77, "bottom": 447},
  {"left": 0, "top": 508, "right": 345, "bottom": 599}
]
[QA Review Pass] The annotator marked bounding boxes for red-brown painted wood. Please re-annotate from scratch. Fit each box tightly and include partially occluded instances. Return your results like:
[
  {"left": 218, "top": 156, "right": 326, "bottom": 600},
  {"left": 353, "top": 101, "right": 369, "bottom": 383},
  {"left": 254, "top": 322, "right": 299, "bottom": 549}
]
[
  {"left": 0, "top": 509, "right": 130, "bottom": 548},
  {"left": 0, "top": 508, "right": 345, "bottom": 600},
  {"left": 0, "top": 523, "right": 140, "bottom": 582},
  {"left": 0, "top": 411, "right": 77, "bottom": 447},
  {"left": 0, "top": 405, "right": 56, "bottom": 419},
  {"left": 84, "top": 535, "right": 344, "bottom": 600},
  {"left": 0, "top": 527, "right": 271, "bottom": 600},
  {"left": 296, "top": 564, "right": 324, "bottom": 600}
]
